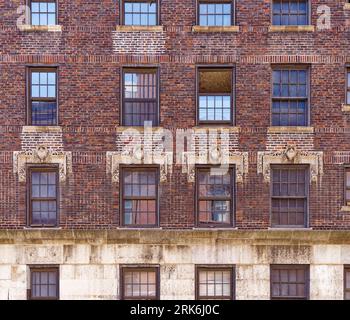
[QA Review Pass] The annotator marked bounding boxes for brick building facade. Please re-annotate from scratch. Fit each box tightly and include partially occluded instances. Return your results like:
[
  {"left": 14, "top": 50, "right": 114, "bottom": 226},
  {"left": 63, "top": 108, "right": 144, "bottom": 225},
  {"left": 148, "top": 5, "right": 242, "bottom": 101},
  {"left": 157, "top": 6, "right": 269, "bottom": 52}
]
[{"left": 1, "top": 0, "right": 350, "bottom": 300}]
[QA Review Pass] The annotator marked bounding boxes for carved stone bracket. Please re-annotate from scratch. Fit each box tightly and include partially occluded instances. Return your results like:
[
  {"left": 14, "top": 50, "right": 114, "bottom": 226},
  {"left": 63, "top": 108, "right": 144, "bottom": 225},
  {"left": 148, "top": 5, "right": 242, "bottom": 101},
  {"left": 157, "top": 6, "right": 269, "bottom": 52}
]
[
  {"left": 13, "top": 145, "right": 72, "bottom": 182},
  {"left": 182, "top": 150, "right": 249, "bottom": 183},
  {"left": 106, "top": 150, "right": 173, "bottom": 183},
  {"left": 257, "top": 145, "right": 324, "bottom": 183}
]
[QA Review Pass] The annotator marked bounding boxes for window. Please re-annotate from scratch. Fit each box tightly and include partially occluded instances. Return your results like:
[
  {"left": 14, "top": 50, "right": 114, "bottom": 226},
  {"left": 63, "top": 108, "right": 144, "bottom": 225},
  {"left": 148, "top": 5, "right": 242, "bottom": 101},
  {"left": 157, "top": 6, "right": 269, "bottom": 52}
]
[
  {"left": 28, "top": 68, "right": 57, "bottom": 126},
  {"left": 345, "top": 266, "right": 350, "bottom": 300},
  {"left": 28, "top": 167, "right": 58, "bottom": 227},
  {"left": 198, "top": 67, "right": 233, "bottom": 124},
  {"left": 271, "top": 265, "right": 309, "bottom": 300},
  {"left": 198, "top": 1, "right": 233, "bottom": 26},
  {"left": 271, "top": 166, "right": 308, "bottom": 228},
  {"left": 122, "top": 68, "right": 158, "bottom": 126},
  {"left": 28, "top": 267, "right": 59, "bottom": 300},
  {"left": 272, "top": 67, "right": 308, "bottom": 126},
  {"left": 196, "top": 167, "right": 234, "bottom": 227},
  {"left": 345, "top": 167, "right": 350, "bottom": 206},
  {"left": 29, "top": 1, "right": 57, "bottom": 26},
  {"left": 120, "top": 266, "right": 159, "bottom": 300},
  {"left": 122, "top": 1, "right": 158, "bottom": 26},
  {"left": 121, "top": 167, "right": 158, "bottom": 227},
  {"left": 196, "top": 266, "right": 234, "bottom": 300},
  {"left": 347, "top": 69, "right": 350, "bottom": 105},
  {"left": 272, "top": 0, "right": 309, "bottom": 26}
]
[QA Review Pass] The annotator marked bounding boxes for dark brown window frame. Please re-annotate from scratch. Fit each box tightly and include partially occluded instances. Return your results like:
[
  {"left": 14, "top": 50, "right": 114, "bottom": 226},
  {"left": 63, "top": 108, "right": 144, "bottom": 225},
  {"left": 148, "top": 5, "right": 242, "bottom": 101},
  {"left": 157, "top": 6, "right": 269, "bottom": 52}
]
[
  {"left": 26, "top": 66, "right": 59, "bottom": 126},
  {"left": 344, "top": 165, "right": 350, "bottom": 206},
  {"left": 344, "top": 265, "right": 350, "bottom": 300},
  {"left": 27, "top": 165, "right": 59, "bottom": 228},
  {"left": 121, "top": 66, "right": 160, "bottom": 127},
  {"left": 196, "top": 0, "right": 235, "bottom": 26},
  {"left": 119, "top": 0, "right": 161, "bottom": 26},
  {"left": 270, "top": 165, "right": 309, "bottom": 228},
  {"left": 195, "top": 265, "right": 235, "bottom": 300},
  {"left": 26, "top": 0, "right": 58, "bottom": 26},
  {"left": 196, "top": 65, "right": 235, "bottom": 126},
  {"left": 195, "top": 165, "right": 235, "bottom": 228},
  {"left": 271, "top": 64, "right": 311, "bottom": 127},
  {"left": 28, "top": 265, "right": 59, "bottom": 300},
  {"left": 270, "top": 264, "right": 310, "bottom": 300},
  {"left": 120, "top": 165, "right": 160, "bottom": 228},
  {"left": 346, "top": 66, "right": 350, "bottom": 105},
  {"left": 271, "top": 0, "right": 311, "bottom": 26},
  {"left": 120, "top": 265, "right": 160, "bottom": 300}
]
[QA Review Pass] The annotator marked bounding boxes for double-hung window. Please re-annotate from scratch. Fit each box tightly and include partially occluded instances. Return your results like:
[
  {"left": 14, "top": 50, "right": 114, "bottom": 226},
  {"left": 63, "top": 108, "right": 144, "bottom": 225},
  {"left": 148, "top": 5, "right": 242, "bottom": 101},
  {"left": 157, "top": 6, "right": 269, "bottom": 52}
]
[
  {"left": 198, "top": 67, "right": 233, "bottom": 124},
  {"left": 271, "top": 166, "right": 308, "bottom": 228},
  {"left": 121, "top": 167, "right": 158, "bottom": 227},
  {"left": 198, "top": 1, "right": 233, "bottom": 26},
  {"left": 196, "top": 167, "right": 234, "bottom": 227},
  {"left": 272, "top": 67, "right": 309, "bottom": 126},
  {"left": 123, "top": 68, "right": 158, "bottom": 126},
  {"left": 28, "top": 68, "right": 58, "bottom": 126},
  {"left": 122, "top": 1, "right": 158, "bottom": 26},
  {"left": 28, "top": 167, "right": 58, "bottom": 227},
  {"left": 272, "top": 0, "right": 309, "bottom": 26},
  {"left": 29, "top": 1, "right": 57, "bottom": 26}
]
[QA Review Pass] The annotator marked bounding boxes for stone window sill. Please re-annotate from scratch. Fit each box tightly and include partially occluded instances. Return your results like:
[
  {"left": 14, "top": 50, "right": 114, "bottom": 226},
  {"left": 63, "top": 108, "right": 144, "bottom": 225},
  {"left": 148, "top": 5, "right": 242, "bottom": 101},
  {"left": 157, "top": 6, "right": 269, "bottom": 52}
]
[
  {"left": 192, "top": 25, "right": 239, "bottom": 33},
  {"left": 268, "top": 227, "right": 313, "bottom": 230},
  {"left": 340, "top": 206, "right": 350, "bottom": 212},
  {"left": 342, "top": 104, "right": 350, "bottom": 112},
  {"left": 22, "top": 126, "right": 62, "bottom": 133},
  {"left": 268, "top": 25, "right": 315, "bottom": 32},
  {"left": 267, "top": 126, "right": 314, "bottom": 134},
  {"left": 115, "top": 25, "right": 164, "bottom": 32},
  {"left": 18, "top": 25, "right": 62, "bottom": 32},
  {"left": 116, "top": 126, "right": 163, "bottom": 132},
  {"left": 193, "top": 126, "right": 241, "bottom": 133},
  {"left": 344, "top": 3, "right": 350, "bottom": 10}
]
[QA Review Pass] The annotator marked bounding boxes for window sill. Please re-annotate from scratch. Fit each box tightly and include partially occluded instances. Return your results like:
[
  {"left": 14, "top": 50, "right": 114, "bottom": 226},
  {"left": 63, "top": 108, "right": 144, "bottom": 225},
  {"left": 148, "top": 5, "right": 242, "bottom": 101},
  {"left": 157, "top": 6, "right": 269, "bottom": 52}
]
[
  {"left": 268, "top": 25, "right": 315, "bottom": 32},
  {"left": 116, "top": 126, "right": 163, "bottom": 132},
  {"left": 268, "top": 227, "right": 313, "bottom": 230},
  {"left": 18, "top": 25, "right": 62, "bottom": 32},
  {"left": 115, "top": 25, "right": 164, "bottom": 32},
  {"left": 344, "top": 3, "right": 350, "bottom": 10},
  {"left": 342, "top": 104, "right": 350, "bottom": 112},
  {"left": 267, "top": 126, "right": 314, "bottom": 134},
  {"left": 22, "top": 126, "right": 62, "bottom": 133},
  {"left": 192, "top": 25, "right": 239, "bottom": 33},
  {"left": 340, "top": 206, "right": 350, "bottom": 212},
  {"left": 23, "top": 227, "right": 62, "bottom": 230},
  {"left": 193, "top": 126, "right": 240, "bottom": 133}
]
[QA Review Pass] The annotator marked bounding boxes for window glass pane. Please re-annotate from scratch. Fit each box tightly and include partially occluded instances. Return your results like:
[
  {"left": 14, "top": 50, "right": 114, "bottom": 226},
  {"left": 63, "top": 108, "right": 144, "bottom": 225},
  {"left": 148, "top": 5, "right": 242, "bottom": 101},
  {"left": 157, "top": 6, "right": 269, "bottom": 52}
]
[{"left": 273, "top": 0, "right": 308, "bottom": 25}]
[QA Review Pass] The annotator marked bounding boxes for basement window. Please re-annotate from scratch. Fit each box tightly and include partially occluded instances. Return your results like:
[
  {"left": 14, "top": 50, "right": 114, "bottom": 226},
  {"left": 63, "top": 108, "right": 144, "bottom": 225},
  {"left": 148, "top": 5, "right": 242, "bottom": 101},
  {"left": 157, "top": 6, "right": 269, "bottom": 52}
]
[
  {"left": 196, "top": 266, "right": 235, "bottom": 300},
  {"left": 271, "top": 265, "right": 309, "bottom": 300},
  {"left": 272, "top": 0, "right": 309, "bottom": 26},
  {"left": 28, "top": 267, "right": 59, "bottom": 300},
  {"left": 29, "top": 1, "right": 57, "bottom": 26},
  {"left": 121, "top": 266, "right": 159, "bottom": 300},
  {"left": 198, "top": 67, "right": 233, "bottom": 124}
]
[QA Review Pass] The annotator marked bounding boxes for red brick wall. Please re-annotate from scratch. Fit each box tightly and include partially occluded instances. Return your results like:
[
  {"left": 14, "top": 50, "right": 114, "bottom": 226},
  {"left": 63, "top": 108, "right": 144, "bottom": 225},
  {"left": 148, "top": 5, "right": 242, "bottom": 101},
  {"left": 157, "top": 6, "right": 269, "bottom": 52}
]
[{"left": 0, "top": 1, "right": 350, "bottom": 229}]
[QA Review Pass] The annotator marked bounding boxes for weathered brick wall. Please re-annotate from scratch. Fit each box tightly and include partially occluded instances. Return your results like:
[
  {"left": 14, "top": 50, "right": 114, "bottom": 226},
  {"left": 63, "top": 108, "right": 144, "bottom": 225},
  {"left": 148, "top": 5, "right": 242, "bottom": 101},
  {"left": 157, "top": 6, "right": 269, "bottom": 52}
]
[{"left": 0, "top": 1, "right": 350, "bottom": 229}]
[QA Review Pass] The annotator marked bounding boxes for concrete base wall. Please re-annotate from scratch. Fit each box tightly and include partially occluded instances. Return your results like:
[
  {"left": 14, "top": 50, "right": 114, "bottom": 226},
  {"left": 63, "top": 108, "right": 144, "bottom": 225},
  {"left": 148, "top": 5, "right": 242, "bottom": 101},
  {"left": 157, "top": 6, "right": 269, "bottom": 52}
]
[{"left": 0, "top": 230, "right": 349, "bottom": 300}]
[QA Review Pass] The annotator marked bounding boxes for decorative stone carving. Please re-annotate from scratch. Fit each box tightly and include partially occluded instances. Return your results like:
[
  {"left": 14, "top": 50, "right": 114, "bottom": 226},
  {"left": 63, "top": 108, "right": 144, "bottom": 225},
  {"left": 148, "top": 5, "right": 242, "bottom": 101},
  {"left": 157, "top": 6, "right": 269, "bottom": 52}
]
[
  {"left": 13, "top": 145, "right": 72, "bottom": 182},
  {"left": 182, "top": 150, "right": 249, "bottom": 183},
  {"left": 257, "top": 145, "right": 323, "bottom": 182},
  {"left": 106, "top": 150, "right": 173, "bottom": 183}
]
